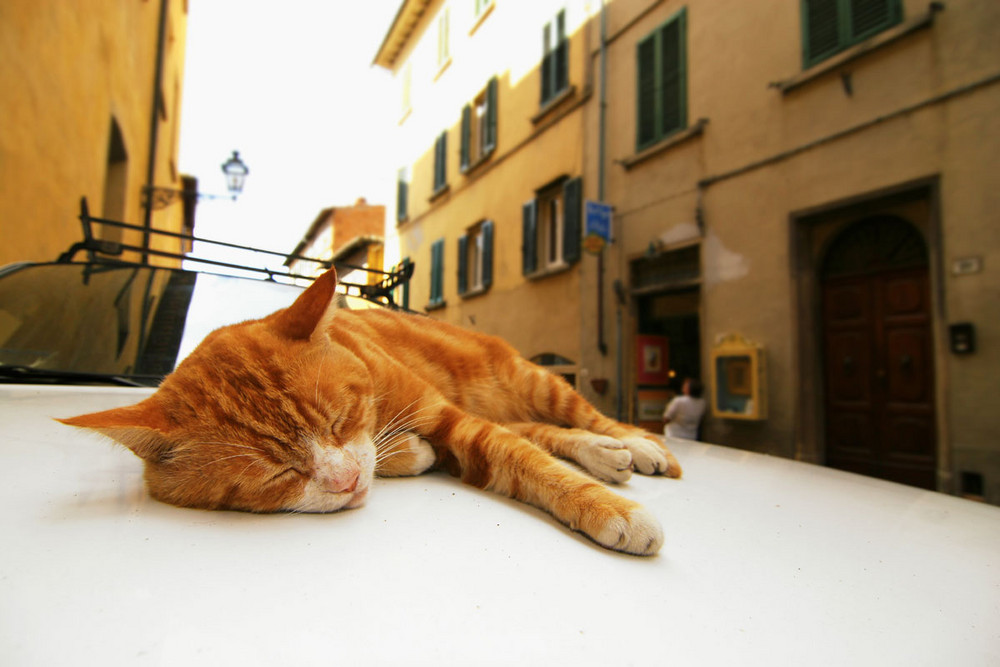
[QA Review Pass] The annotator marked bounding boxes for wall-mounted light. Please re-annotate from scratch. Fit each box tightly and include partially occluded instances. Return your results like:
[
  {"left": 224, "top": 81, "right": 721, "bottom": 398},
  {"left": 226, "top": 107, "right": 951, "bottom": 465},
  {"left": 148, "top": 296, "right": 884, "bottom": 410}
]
[{"left": 143, "top": 150, "right": 249, "bottom": 210}]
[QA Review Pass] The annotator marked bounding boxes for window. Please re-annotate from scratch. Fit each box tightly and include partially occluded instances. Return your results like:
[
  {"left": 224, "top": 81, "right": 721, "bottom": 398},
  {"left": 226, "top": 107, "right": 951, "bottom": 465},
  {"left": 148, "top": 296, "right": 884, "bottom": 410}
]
[
  {"left": 522, "top": 177, "right": 582, "bottom": 276},
  {"left": 541, "top": 9, "right": 569, "bottom": 106},
  {"left": 458, "top": 221, "right": 494, "bottom": 296},
  {"left": 433, "top": 131, "right": 448, "bottom": 194},
  {"left": 428, "top": 239, "right": 445, "bottom": 308},
  {"left": 802, "top": 0, "right": 903, "bottom": 67},
  {"left": 437, "top": 7, "right": 451, "bottom": 69},
  {"left": 396, "top": 167, "right": 409, "bottom": 224},
  {"left": 636, "top": 9, "right": 687, "bottom": 152},
  {"left": 475, "top": 0, "right": 493, "bottom": 17},
  {"left": 461, "top": 77, "right": 498, "bottom": 172}
]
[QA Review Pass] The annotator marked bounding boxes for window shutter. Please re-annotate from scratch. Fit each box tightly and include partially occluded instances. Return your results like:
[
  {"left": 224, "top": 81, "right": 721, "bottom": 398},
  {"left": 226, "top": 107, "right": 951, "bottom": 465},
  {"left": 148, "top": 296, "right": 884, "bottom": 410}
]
[
  {"left": 562, "top": 177, "right": 582, "bottom": 265},
  {"left": 660, "top": 10, "right": 686, "bottom": 136},
  {"left": 430, "top": 239, "right": 444, "bottom": 303},
  {"left": 440, "top": 132, "right": 448, "bottom": 188},
  {"left": 460, "top": 104, "right": 471, "bottom": 171},
  {"left": 399, "top": 257, "right": 411, "bottom": 310},
  {"left": 636, "top": 34, "right": 657, "bottom": 149},
  {"left": 396, "top": 169, "right": 408, "bottom": 223},
  {"left": 522, "top": 200, "right": 538, "bottom": 275},
  {"left": 850, "top": 0, "right": 897, "bottom": 40},
  {"left": 803, "top": 0, "right": 841, "bottom": 65},
  {"left": 554, "top": 11, "right": 568, "bottom": 94},
  {"left": 482, "top": 220, "right": 494, "bottom": 288},
  {"left": 485, "top": 77, "right": 498, "bottom": 154},
  {"left": 541, "top": 24, "right": 553, "bottom": 103},
  {"left": 457, "top": 234, "right": 469, "bottom": 295}
]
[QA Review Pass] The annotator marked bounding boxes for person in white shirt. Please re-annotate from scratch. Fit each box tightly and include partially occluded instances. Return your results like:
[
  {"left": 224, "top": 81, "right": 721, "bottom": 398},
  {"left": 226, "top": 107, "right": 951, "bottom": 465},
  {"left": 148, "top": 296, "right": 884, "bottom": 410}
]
[{"left": 662, "top": 378, "right": 706, "bottom": 440}]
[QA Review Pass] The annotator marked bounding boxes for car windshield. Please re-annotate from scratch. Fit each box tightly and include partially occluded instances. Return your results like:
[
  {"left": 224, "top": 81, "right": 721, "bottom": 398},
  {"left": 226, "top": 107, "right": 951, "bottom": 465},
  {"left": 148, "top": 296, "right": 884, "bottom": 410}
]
[{"left": 0, "top": 263, "right": 332, "bottom": 385}]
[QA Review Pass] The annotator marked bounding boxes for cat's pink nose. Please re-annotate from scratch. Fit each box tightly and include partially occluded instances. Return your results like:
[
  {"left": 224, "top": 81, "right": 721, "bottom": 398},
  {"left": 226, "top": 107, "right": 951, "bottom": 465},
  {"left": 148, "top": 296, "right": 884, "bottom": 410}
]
[{"left": 318, "top": 463, "right": 359, "bottom": 494}]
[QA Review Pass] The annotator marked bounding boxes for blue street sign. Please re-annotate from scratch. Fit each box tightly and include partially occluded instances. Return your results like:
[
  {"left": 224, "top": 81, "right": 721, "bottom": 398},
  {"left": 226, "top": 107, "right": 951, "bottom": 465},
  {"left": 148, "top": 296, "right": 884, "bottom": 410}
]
[{"left": 585, "top": 200, "right": 613, "bottom": 242}]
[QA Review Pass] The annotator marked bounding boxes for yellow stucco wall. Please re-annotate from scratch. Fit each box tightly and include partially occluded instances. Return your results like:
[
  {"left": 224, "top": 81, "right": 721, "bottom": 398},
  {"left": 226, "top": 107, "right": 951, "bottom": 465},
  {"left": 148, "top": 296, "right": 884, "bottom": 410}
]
[
  {"left": 0, "top": 0, "right": 188, "bottom": 266},
  {"left": 380, "top": 0, "right": 592, "bottom": 366}
]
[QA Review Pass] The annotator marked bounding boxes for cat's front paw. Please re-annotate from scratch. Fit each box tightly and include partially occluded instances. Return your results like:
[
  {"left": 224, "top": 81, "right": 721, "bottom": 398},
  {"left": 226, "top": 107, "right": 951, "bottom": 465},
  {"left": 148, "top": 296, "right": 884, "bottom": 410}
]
[
  {"left": 375, "top": 434, "right": 437, "bottom": 477},
  {"left": 621, "top": 436, "right": 682, "bottom": 478},
  {"left": 593, "top": 506, "right": 664, "bottom": 556},
  {"left": 576, "top": 435, "right": 633, "bottom": 483}
]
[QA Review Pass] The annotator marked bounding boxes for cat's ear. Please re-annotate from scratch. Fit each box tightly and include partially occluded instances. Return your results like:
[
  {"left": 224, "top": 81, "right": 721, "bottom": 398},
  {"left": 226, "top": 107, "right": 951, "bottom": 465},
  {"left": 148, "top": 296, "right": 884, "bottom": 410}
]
[
  {"left": 270, "top": 267, "right": 339, "bottom": 340},
  {"left": 57, "top": 398, "right": 174, "bottom": 462}
]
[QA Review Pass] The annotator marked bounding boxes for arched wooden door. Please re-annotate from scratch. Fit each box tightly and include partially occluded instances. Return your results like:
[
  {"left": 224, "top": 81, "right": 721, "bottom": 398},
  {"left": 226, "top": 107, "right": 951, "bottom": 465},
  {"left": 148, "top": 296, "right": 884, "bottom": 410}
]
[{"left": 821, "top": 217, "right": 937, "bottom": 489}]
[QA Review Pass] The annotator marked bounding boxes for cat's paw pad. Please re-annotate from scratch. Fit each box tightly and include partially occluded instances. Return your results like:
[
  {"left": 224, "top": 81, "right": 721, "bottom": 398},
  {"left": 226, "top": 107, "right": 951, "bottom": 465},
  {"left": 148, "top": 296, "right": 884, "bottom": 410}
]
[
  {"left": 594, "top": 506, "right": 663, "bottom": 556},
  {"left": 621, "top": 436, "right": 682, "bottom": 478},
  {"left": 576, "top": 435, "right": 633, "bottom": 483}
]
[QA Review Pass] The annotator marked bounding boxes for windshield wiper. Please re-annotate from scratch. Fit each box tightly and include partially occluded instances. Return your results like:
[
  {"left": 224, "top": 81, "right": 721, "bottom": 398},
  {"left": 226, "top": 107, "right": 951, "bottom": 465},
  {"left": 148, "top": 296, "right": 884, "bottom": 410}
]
[{"left": 0, "top": 364, "right": 159, "bottom": 387}]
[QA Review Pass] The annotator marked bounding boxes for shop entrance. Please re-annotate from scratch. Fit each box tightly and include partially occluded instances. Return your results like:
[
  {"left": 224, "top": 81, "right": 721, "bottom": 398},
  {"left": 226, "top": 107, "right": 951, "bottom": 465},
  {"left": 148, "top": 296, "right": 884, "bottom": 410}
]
[{"left": 634, "top": 289, "right": 701, "bottom": 432}]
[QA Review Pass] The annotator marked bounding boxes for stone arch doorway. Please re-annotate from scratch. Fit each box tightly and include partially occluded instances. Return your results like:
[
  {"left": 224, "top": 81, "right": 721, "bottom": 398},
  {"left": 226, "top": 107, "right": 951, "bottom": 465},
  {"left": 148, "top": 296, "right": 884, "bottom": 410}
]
[{"left": 820, "top": 215, "right": 937, "bottom": 489}]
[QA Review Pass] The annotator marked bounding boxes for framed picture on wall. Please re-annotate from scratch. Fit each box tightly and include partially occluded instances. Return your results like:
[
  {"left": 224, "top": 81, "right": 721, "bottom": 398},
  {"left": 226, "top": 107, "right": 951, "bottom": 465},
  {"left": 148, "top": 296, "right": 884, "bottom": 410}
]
[{"left": 636, "top": 335, "right": 670, "bottom": 385}]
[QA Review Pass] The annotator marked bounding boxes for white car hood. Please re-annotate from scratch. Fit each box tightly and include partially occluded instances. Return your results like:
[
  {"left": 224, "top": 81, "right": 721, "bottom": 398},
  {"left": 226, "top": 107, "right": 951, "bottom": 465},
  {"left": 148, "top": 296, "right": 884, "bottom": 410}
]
[{"left": 2, "top": 384, "right": 998, "bottom": 665}]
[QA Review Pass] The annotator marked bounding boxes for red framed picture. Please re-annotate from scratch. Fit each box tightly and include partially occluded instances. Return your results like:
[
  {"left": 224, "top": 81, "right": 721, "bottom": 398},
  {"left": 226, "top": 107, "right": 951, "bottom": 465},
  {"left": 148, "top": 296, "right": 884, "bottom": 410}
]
[{"left": 635, "top": 335, "right": 670, "bottom": 385}]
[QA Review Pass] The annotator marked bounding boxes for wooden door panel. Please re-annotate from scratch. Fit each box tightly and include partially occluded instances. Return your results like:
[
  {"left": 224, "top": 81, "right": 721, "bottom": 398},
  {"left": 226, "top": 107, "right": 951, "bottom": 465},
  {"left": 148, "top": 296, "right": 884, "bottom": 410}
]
[
  {"left": 822, "top": 267, "right": 936, "bottom": 489},
  {"left": 885, "top": 327, "right": 932, "bottom": 404},
  {"left": 827, "top": 411, "right": 875, "bottom": 456},
  {"left": 825, "top": 330, "right": 872, "bottom": 403}
]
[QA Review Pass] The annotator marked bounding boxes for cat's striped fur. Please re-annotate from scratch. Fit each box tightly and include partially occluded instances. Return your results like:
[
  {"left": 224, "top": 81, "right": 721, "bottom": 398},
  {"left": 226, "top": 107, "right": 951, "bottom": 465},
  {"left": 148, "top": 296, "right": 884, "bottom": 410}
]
[{"left": 61, "top": 269, "right": 681, "bottom": 555}]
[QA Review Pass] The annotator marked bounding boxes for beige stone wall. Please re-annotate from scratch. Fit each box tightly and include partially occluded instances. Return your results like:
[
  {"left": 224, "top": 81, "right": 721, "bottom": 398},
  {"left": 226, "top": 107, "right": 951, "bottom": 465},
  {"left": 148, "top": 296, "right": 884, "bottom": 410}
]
[
  {"left": 0, "top": 0, "right": 188, "bottom": 266},
  {"left": 581, "top": 0, "right": 1000, "bottom": 497}
]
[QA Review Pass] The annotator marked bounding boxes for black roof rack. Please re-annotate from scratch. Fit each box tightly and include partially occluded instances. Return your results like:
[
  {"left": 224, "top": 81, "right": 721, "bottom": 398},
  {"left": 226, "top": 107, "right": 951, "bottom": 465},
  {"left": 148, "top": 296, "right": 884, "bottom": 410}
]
[{"left": 59, "top": 198, "right": 414, "bottom": 311}]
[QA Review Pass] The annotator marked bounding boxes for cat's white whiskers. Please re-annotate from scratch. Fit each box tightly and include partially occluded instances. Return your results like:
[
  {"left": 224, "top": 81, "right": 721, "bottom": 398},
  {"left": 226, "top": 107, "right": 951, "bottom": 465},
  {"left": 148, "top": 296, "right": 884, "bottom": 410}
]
[{"left": 371, "top": 397, "right": 424, "bottom": 444}]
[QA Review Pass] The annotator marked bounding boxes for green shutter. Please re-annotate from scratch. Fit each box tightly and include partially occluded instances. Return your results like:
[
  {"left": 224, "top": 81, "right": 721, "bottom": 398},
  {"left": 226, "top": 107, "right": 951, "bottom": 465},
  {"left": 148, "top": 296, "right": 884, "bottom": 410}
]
[
  {"left": 636, "top": 10, "right": 686, "bottom": 151},
  {"left": 396, "top": 168, "right": 408, "bottom": 223},
  {"left": 562, "top": 177, "right": 582, "bottom": 265},
  {"left": 660, "top": 9, "right": 686, "bottom": 136},
  {"left": 482, "top": 220, "right": 494, "bottom": 288},
  {"left": 457, "top": 234, "right": 468, "bottom": 295},
  {"left": 399, "top": 257, "right": 411, "bottom": 310},
  {"left": 803, "top": 0, "right": 901, "bottom": 68},
  {"left": 485, "top": 77, "right": 498, "bottom": 154},
  {"left": 541, "top": 22, "right": 553, "bottom": 104},
  {"left": 430, "top": 239, "right": 444, "bottom": 304},
  {"left": 803, "top": 0, "right": 842, "bottom": 66},
  {"left": 434, "top": 132, "right": 448, "bottom": 190},
  {"left": 850, "top": 0, "right": 899, "bottom": 40},
  {"left": 460, "top": 105, "right": 471, "bottom": 171},
  {"left": 522, "top": 200, "right": 538, "bottom": 275},
  {"left": 636, "top": 34, "right": 657, "bottom": 150}
]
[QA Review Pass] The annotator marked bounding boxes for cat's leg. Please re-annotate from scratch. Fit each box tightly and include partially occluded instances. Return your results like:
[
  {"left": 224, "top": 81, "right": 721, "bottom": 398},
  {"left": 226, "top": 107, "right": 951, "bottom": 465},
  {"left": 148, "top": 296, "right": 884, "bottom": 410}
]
[
  {"left": 422, "top": 405, "right": 662, "bottom": 555},
  {"left": 506, "top": 360, "right": 682, "bottom": 478},
  {"left": 503, "top": 423, "right": 633, "bottom": 483},
  {"left": 374, "top": 433, "right": 436, "bottom": 478}
]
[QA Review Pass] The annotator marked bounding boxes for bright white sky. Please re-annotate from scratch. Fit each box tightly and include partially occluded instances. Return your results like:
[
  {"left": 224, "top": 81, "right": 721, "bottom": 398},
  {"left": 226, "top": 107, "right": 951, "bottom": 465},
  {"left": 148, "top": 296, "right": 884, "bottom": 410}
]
[{"left": 178, "top": 1, "right": 400, "bottom": 270}]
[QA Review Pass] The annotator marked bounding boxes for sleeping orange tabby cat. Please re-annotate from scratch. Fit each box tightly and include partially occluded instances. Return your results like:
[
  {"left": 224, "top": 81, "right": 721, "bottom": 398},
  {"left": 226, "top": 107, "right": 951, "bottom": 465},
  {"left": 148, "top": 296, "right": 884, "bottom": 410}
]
[{"left": 60, "top": 269, "right": 681, "bottom": 555}]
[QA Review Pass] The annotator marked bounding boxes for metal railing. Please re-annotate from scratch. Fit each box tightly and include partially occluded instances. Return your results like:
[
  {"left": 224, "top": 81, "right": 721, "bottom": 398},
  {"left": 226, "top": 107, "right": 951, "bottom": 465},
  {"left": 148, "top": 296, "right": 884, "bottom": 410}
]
[{"left": 58, "top": 198, "right": 414, "bottom": 310}]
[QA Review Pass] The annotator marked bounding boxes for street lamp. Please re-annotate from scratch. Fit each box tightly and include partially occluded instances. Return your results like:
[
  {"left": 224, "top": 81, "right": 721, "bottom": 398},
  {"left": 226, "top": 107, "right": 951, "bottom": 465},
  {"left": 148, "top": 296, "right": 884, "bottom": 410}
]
[
  {"left": 143, "top": 150, "right": 250, "bottom": 210},
  {"left": 221, "top": 150, "right": 249, "bottom": 195}
]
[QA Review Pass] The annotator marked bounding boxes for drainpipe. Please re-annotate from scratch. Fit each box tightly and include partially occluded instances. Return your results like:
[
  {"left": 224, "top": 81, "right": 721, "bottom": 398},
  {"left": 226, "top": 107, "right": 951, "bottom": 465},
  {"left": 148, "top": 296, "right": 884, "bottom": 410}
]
[
  {"left": 597, "top": 0, "right": 609, "bottom": 354},
  {"left": 597, "top": 1, "right": 626, "bottom": 421},
  {"left": 142, "top": 0, "right": 170, "bottom": 264}
]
